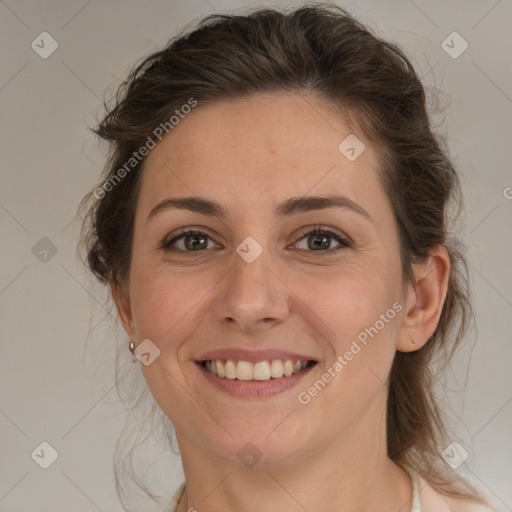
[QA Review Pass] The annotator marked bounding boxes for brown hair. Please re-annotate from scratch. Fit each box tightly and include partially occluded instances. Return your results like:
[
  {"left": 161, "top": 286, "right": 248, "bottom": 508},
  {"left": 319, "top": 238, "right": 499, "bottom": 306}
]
[{"left": 79, "top": 2, "right": 488, "bottom": 507}]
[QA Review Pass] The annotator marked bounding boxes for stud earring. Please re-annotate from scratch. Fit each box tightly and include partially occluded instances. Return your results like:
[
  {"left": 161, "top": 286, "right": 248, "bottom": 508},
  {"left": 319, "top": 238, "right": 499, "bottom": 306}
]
[{"left": 129, "top": 341, "right": 139, "bottom": 363}]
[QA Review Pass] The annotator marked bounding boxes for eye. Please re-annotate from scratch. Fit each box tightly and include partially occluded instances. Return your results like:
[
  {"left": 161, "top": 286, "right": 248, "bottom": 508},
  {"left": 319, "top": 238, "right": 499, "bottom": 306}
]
[
  {"left": 160, "top": 229, "right": 219, "bottom": 252},
  {"left": 292, "top": 226, "right": 351, "bottom": 253}
]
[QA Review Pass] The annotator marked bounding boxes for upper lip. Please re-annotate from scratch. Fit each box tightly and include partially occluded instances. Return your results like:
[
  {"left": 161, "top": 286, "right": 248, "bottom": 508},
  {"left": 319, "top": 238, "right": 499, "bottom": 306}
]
[{"left": 195, "top": 348, "right": 317, "bottom": 363}]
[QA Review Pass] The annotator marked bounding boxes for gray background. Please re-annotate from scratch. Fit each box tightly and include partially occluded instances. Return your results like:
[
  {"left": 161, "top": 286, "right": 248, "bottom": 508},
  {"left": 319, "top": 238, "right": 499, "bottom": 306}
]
[{"left": 1, "top": 0, "right": 511, "bottom": 511}]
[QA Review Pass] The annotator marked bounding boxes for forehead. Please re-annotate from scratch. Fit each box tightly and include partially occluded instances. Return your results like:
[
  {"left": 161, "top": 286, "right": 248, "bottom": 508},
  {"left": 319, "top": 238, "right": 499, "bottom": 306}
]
[{"left": 138, "top": 92, "right": 385, "bottom": 218}]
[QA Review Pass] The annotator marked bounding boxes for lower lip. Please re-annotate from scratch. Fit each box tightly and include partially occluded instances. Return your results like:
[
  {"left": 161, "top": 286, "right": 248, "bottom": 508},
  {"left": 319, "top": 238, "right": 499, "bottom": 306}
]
[{"left": 195, "top": 362, "right": 316, "bottom": 398}]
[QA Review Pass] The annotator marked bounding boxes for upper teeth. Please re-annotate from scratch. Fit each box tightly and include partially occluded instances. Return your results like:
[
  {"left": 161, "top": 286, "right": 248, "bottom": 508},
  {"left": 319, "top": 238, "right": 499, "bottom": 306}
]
[{"left": 204, "top": 359, "right": 310, "bottom": 380}]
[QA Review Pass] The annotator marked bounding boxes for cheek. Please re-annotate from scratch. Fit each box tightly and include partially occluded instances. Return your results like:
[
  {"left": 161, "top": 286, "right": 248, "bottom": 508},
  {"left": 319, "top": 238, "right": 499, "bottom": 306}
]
[
  {"left": 295, "top": 268, "right": 401, "bottom": 423},
  {"left": 128, "top": 266, "right": 218, "bottom": 422},
  {"left": 128, "top": 263, "right": 219, "bottom": 347},
  {"left": 293, "top": 261, "right": 401, "bottom": 342},
  {"left": 293, "top": 263, "right": 402, "bottom": 394}
]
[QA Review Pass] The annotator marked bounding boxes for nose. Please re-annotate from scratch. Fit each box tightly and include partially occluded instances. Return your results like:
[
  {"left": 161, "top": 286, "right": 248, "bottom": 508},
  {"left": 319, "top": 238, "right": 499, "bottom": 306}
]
[{"left": 212, "top": 246, "right": 290, "bottom": 333}]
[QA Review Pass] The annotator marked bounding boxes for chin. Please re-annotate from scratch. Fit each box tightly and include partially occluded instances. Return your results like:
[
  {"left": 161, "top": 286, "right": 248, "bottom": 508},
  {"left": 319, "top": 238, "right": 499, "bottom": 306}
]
[{"left": 202, "top": 417, "right": 315, "bottom": 468}]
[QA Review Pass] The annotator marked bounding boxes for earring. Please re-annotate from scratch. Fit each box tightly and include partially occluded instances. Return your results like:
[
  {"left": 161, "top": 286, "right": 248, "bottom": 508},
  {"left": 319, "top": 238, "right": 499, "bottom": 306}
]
[
  {"left": 129, "top": 341, "right": 138, "bottom": 363},
  {"left": 409, "top": 335, "right": 416, "bottom": 345}
]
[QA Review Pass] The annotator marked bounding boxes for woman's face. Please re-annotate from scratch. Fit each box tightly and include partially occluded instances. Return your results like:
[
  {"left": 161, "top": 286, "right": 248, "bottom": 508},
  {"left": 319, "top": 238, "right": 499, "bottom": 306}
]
[{"left": 116, "top": 92, "right": 411, "bottom": 466}]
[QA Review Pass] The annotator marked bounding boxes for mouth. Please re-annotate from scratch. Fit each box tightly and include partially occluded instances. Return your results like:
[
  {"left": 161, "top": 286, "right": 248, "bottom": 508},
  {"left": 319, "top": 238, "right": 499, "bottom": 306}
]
[
  {"left": 199, "top": 358, "right": 317, "bottom": 380},
  {"left": 194, "top": 356, "right": 318, "bottom": 399}
]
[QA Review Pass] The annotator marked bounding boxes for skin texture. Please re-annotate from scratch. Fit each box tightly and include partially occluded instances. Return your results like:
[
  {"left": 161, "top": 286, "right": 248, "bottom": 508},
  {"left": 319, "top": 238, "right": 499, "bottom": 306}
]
[{"left": 113, "top": 92, "right": 450, "bottom": 512}]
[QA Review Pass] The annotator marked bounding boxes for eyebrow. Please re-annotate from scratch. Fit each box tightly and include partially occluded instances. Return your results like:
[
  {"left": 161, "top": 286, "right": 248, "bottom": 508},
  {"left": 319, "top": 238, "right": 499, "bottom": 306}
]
[{"left": 146, "top": 194, "right": 373, "bottom": 223}]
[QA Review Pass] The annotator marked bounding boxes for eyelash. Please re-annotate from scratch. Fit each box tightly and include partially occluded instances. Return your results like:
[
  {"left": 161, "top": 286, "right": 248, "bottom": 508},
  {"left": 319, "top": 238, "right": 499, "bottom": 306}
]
[{"left": 160, "top": 226, "right": 351, "bottom": 254}]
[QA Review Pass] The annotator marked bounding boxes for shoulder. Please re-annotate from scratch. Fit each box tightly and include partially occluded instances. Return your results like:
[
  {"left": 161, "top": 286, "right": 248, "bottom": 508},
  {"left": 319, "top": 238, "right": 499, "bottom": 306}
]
[{"left": 418, "top": 476, "right": 496, "bottom": 512}]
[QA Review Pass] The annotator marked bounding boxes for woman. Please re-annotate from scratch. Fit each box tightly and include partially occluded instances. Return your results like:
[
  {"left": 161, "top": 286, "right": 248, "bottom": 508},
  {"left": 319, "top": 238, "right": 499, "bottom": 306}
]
[{"left": 79, "top": 3, "right": 495, "bottom": 511}]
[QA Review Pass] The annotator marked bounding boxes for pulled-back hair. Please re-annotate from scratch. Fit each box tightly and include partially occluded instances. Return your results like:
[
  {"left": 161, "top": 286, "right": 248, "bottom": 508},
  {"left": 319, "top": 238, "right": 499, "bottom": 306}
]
[{"left": 79, "top": 2, "right": 487, "bottom": 507}]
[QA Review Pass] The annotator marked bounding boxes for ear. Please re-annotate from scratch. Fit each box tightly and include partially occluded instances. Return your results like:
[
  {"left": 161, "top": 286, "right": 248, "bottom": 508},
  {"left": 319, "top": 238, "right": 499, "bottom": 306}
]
[
  {"left": 111, "top": 281, "right": 136, "bottom": 341},
  {"left": 397, "top": 245, "right": 451, "bottom": 353}
]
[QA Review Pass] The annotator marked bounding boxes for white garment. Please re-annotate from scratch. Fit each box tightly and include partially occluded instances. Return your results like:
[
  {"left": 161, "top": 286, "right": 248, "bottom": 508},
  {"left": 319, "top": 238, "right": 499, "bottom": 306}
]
[{"left": 163, "top": 482, "right": 185, "bottom": 512}]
